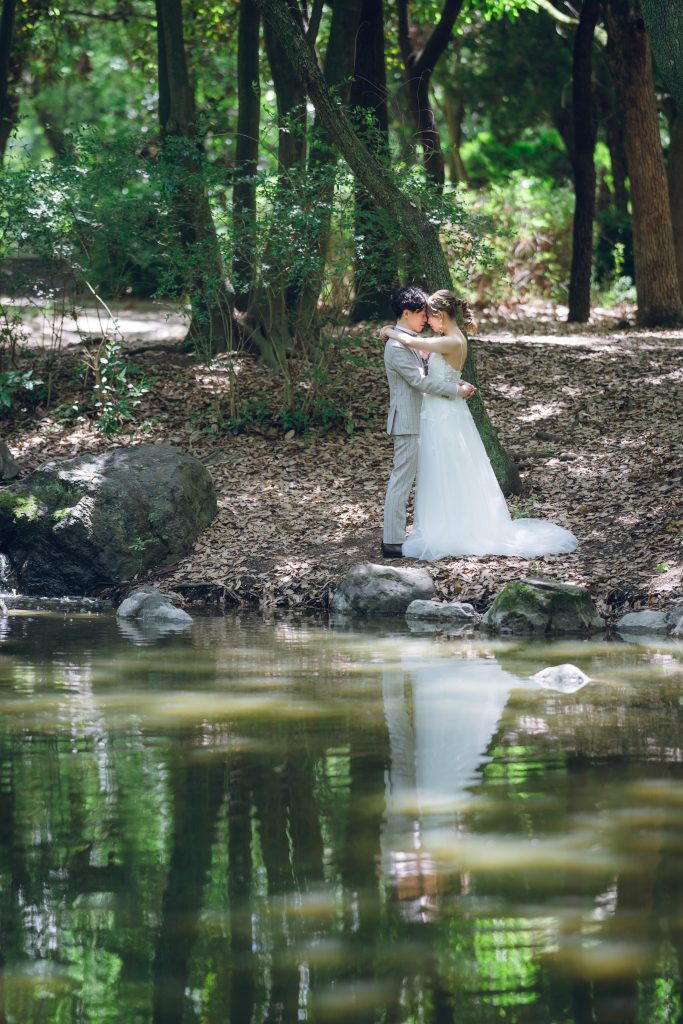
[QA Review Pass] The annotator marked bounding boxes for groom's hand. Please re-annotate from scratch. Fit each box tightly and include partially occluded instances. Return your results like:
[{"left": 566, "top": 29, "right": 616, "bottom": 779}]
[{"left": 459, "top": 381, "right": 476, "bottom": 400}]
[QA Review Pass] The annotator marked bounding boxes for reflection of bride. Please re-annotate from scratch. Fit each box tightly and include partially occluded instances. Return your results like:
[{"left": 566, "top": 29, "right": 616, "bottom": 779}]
[
  {"left": 381, "top": 652, "right": 517, "bottom": 918},
  {"left": 384, "top": 290, "right": 578, "bottom": 560}
]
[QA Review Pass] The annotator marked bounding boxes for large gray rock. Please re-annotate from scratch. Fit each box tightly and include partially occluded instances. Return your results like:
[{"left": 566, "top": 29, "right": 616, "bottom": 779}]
[
  {"left": 117, "top": 585, "right": 192, "bottom": 624},
  {"left": 616, "top": 610, "right": 669, "bottom": 635},
  {"left": 331, "top": 563, "right": 434, "bottom": 617},
  {"left": 0, "top": 445, "right": 216, "bottom": 596},
  {"left": 483, "top": 578, "right": 604, "bottom": 636}
]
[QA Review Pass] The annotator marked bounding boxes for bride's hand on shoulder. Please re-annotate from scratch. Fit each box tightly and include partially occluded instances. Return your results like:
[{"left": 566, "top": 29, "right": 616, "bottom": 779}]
[{"left": 378, "top": 324, "right": 393, "bottom": 340}]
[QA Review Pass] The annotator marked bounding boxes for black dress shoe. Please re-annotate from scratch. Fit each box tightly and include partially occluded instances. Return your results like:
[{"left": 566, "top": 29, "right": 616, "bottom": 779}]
[{"left": 381, "top": 543, "right": 404, "bottom": 559}]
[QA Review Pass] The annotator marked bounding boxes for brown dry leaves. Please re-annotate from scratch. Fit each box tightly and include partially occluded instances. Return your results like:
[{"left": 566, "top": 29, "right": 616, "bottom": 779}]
[{"left": 5, "top": 307, "right": 683, "bottom": 621}]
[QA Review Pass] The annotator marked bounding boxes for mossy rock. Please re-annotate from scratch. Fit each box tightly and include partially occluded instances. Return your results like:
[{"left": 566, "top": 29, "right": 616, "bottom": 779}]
[
  {"left": 0, "top": 445, "right": 216, "bottom": 596},
  {"left": 484, "top": 577, "right": 604, "bottom": 636}
]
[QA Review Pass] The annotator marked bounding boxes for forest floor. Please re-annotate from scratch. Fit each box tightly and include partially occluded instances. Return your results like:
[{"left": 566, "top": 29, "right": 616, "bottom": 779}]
[{"left": 2, "top": 299, "right": 683, "bottom": 621}]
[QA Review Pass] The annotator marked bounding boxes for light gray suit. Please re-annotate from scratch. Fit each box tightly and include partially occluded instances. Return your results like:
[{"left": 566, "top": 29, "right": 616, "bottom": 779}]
[{"left": 383, "top": 330, "right": 461, "bottom": 545}]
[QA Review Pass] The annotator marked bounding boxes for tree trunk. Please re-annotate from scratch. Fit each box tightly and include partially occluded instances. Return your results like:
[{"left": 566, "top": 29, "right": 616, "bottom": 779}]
[
  {"left": 232, "top": 0, "right": 260, "bottom": 311},
  {"left": 350, "top": 0, "right": 399, "bottom": 321},
  {"left": 293, "top": 0, "right": 363, "bottom": 338},
  {"left": 243, "top": 1, "right": 306, "bottom": 366},
  {"left": 0, "top": 0, "right": 18, "bottom": 161},
  {"left": 641, "top": 0, "right": 683, "bottom": 108},
  {"left": 396, "top": 0, "right": 465, "bottom": 191},
  {"left": 567, "top": 0, "right": 601, "bottom": 323},
  {"left": 155, "top": 0, "right": 235, "bottom": 355},
  {"left": 667, "top": 107, "right": 683, "bottom": 299},
  {"left": 596, "top": 76, "right": 630, "bottom": 214},
  {"left": 255, "top": 0, "right": 522, "bottom": 494},
  {"left": 603, "top": 0, "right": 683, "bottom": 326}
]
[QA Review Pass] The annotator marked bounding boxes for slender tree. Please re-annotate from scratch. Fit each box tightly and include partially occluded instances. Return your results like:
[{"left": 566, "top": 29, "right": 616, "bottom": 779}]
[
  {"left": 603, "top": 0, "right": 683, "bottom": 326},
  {"left": 567, "top": 0, "right": 601, "bottom": 323},
  {"left": 0, "top": 0, "right": 17, "bottom": 161},
  {"left": 255, "top": 0, "right": 521, "bottom": 494},
  {"left": 155, "top": 0, "right": 235, "bottom": 353},
  {"left": 232, "top": 0, "right": 260, "bottom": 311},
  {"left": 243, "top": 0, "right": 307, "bottom": 365},
  {"left": 350, "top": 0, "right": 399, "bottom": 321},
  {"left": 397, "top": 0, "right": 465, "bottom": 190},
  {"left": 294, "top": 0, "right": 364, "bottom": 336}
]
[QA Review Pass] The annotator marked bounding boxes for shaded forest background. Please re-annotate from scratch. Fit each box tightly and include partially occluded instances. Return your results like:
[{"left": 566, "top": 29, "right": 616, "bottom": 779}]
[{"left": 1, "top": 0, "right": 683, "bottom": 426}]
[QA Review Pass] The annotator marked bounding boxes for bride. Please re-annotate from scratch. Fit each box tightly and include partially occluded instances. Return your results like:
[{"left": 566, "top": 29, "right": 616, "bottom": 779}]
[{"left": 383, "top": 290, "right": 578, "bottom": 560}]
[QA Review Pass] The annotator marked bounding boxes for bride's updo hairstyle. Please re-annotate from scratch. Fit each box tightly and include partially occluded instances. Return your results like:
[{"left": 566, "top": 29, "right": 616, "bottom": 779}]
[{"left": 428, "top": 289, "right": 477, "bottom": 333}]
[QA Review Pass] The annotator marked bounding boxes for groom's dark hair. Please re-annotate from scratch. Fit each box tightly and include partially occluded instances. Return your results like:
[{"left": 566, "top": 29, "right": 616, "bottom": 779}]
[{"left": 390, "top": 285, "right": 428, "bottom": 316}]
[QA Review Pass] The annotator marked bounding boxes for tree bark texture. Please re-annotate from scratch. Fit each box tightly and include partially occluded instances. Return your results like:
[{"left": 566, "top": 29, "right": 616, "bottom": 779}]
[
  {"left": 232, "top": 0, "right": 260, "bottom": 311},
  {"left": 667, "top": 107, "right": 683, "bottom": 299},
  {"left": 0, "top": 0, "right": 17, "bottom": 160},
  {"left": 255, "top": 0, "right": 521, "bottom": 494},
  {"left": 603, "top": 0, "right": 683, "bottom": 326},
  {"left": 350, "top": 0, "right": 399, "bottom": 321},
  {"left": 156, "top": 0, "right": 235, "bottom": 354},
  {"left": 567, "top": 0, "right": 601, "bottom": 323},
  {"left": 397, "top": 0, "right": 465, "bottom": 190},
  {"left": 641, "top": 0, "right": 683, "bottom": 108}
]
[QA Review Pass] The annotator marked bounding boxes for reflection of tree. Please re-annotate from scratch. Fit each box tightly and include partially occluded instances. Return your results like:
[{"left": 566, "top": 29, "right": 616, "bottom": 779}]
[
  {"left": 152, "top": 738, "right": 225, "bottom": 1024},
  {"left": 3, "top": 620, "right": 683, "bottom": 1023}
]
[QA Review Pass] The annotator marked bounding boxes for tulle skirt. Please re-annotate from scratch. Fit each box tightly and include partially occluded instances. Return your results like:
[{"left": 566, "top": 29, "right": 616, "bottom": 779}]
[{"left": 402, "top": 394, "right": 578, "bottom": 560}]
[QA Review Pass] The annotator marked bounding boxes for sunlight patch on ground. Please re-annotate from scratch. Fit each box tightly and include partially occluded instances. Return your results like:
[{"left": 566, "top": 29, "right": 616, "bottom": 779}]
[{"left": 518, "top": 401, "right": 566, "bottom": 422}]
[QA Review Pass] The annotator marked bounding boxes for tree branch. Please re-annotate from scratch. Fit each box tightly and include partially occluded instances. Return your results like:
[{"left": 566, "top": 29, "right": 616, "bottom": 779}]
[
  {"left": 305, "top": 0, "right": 324, "bottom": 44},
  {"left": 416, "top": 0, "right": 465, "bottom": 76}
]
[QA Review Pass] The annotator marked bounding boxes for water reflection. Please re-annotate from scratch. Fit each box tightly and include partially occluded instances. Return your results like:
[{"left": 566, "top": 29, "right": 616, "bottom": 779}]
[{"left": 0, "top": 614, "right": 682, "bottom": 1023}]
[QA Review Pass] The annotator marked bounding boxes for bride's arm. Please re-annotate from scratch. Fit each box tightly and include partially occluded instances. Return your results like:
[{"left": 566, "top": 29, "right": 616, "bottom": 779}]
[{"left": 383, "top": 327, "right": 466, "bottom": 357}]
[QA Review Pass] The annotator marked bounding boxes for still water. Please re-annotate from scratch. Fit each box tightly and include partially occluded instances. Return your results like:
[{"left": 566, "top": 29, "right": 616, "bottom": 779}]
[{"left": 0, "top": 611, "right": 682, "bottom": 1024}]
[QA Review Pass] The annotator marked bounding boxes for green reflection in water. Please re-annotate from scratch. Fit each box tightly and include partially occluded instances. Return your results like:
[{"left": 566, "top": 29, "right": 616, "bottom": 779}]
[{"left": 0, "top": 612, "right": 682, "bottom": 1022}]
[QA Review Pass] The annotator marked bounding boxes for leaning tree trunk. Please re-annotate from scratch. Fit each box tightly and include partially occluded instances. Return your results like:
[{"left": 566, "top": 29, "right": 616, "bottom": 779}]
[
  {"left": 294, "top": 0, "right": 363, "bottom": 339},
  {"left": 255, "top": 0, "right": 522, "bottom": 495},
  {"left": 603, "top": 0, "right": 683, "bottom": 327},
  {"left": 350, "top": 0, "right": 399, "bottom": 321},
  {"left": 567, "top": 0, "right": 601, "bottom": 323},
  {"left": 155, "top": 0, "right": 234, "bottom": 355},
  {"left": 232, "top": 0, "right": 260, "bottom": 311}
]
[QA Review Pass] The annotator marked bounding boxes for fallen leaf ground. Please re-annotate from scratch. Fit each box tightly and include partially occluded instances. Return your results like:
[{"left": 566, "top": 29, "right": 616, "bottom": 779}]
[{"left": 3, "top": 304, "right": 682, "bottom": 622}]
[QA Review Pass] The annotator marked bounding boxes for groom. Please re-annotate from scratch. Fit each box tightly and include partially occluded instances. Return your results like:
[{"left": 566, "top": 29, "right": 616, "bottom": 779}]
[{"left": 382, "top": 286, "right": 476, "bottom": 558}]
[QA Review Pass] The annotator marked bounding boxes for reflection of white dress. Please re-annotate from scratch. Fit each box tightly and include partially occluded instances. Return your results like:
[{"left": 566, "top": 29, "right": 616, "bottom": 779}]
[
  {"left": 402, "top": 354, "right": 578, "bottom": 560},
  {"left": 381, "top": 654, "right": 517, "bottom": 904}
]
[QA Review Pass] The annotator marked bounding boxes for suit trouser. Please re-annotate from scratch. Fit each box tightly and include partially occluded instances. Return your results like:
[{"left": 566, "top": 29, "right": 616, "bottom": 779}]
[{"left": 383, "top": 433, "right": 419, "bottom": 545}]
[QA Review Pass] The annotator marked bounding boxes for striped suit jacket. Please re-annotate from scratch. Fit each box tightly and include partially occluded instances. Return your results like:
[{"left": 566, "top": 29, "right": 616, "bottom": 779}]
[{"left": 384, "top": 331, "right": 462, "bottom": 435}]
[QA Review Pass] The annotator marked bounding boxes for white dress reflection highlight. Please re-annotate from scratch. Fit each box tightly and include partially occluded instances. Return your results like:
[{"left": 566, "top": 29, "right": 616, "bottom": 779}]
[{"left": 381, "top": 653, "right": 517, "bottom": 920}]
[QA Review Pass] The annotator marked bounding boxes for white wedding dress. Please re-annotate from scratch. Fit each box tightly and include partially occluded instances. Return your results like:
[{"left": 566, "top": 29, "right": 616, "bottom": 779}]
[{"left": 402, "top": 354, "right": 578, "bottom": 560}]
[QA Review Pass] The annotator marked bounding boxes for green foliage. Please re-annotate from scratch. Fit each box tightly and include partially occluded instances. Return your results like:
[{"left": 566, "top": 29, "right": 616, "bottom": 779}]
[
  {"left": 83, "top": 337, "right": 149, "bottom": 435},
  {"left": 0, "top": 368, "right": 43, "bottom": 410},
  {"left": 461, "top": 128, "right": 570, "bottom": 187},
  {"left": 461, "top": 173, "right": 575, "bottom": 301}
]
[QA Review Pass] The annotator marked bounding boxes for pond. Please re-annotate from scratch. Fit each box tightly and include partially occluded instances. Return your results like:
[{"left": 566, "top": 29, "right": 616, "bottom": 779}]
[{"left": 0, "top": 611, "right": 682, "bottom": 1023}]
